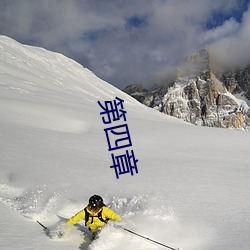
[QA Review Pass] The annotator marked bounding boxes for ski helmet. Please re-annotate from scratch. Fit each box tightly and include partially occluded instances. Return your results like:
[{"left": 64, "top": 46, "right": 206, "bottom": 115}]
[{"left": 89, "top": 195, "right": 104, "bottom": 210}]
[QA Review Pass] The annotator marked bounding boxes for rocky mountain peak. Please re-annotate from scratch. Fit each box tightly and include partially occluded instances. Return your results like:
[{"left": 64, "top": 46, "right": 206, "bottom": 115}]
[
  {"left": 123, "top": 49, "right": 250, "bottom": 130},
  {"left": 177, "top": 48, "right": 210, "bottom": 78}
]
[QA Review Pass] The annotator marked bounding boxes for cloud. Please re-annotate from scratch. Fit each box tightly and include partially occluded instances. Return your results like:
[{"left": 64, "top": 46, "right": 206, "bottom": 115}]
[
  {"left": 200, "top": 18, "right": 240, "bottom": 45},
  {"left": 209, "top": 4, "right": 250, "bottom": 69},
  {"left": 0, "top": 0, "right": 249, "bottom": 89}
]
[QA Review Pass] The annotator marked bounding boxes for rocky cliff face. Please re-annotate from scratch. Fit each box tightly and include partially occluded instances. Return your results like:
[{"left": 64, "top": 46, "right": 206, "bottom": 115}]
[
  {"left": 217, "top": 66, "right": 250, "bottom": 99},
  {"left": 123, "top": 49, "right": 250, "bottom": 130}
]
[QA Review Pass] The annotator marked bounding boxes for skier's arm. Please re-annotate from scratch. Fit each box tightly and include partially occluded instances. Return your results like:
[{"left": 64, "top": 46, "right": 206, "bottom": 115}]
[
  {"left": 104, "top": 207, "right": 122, "bottom": 222},
  {"left": 67, "top": 209, "right": 85, "bottom": 225}
]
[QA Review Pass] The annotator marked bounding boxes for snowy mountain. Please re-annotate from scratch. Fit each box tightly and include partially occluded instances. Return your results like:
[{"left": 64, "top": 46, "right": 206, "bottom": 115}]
[
  {"left": 124, "top": 49, "right": 250, "bottom": 130},
  {"left": 217, "top": 65, "right": 250, "bottom": 100},
  {"left": 0, "top": 36, "right": 250, "bottom": 250}
]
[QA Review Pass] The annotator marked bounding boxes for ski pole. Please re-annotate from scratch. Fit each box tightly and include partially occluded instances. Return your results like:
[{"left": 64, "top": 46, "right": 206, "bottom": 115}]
[
  {"left": 37, "top": 220, "right": 48, "bottom": 231},
  {"left": 122, "top": 227, "right": 180, "bottom": 250}
]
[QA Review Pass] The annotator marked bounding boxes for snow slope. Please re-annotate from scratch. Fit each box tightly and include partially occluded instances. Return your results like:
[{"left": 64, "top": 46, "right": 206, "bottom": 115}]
[{"left": 0, "top": 36, "right": 250, "bottom": 250}]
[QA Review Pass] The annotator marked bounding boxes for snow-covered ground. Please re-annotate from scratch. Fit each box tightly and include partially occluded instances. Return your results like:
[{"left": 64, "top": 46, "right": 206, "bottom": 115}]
[{"left": 0, "top": 36, "right": 250, "bottom": 250}]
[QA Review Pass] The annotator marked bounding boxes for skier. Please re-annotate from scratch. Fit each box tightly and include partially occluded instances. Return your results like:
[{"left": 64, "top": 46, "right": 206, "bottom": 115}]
[{"left": 66, "top": 194, "right": 121, "bottom": 239}]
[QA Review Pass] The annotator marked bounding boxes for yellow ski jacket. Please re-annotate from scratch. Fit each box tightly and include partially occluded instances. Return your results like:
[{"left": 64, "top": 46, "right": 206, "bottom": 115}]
[{"left": 67, "top": 206, "right": 121, "bottom": 233}]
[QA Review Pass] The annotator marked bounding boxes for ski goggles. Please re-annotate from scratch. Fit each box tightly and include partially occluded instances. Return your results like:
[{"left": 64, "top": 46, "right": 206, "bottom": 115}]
[{"left": 90, "top": 205, "right": 101, "bottom": 212}]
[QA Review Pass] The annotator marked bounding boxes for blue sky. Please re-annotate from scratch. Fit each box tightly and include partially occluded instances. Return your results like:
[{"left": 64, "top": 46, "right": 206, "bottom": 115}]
[
  {"left": 0, "top": 0, "right": 249, "bottom": 89},
  {"left": 205, "top": 0, "right": 249, "bottom": 28}
]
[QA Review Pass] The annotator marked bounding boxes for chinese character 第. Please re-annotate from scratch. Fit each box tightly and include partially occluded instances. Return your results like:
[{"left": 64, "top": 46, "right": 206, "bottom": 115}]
[{"left": 98, "top": 97, "right": 127, "bottom": 124}]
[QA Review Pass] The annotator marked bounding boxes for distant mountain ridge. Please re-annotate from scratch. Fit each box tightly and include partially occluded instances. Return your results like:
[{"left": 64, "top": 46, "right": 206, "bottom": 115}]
[{"left": 123, "top": 49, "right": 250, "bottom": 130}]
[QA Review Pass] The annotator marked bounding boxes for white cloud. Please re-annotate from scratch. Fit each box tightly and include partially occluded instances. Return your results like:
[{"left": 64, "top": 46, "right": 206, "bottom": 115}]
[
  {"left": 0, "top": 0, "right": 249, "bottom": 88},
  {"left": 200, "top": 18, "right": 240, "bottom": 45},
  {"left": 209, "top": 5, "right": 250, "bottom": 68}
]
